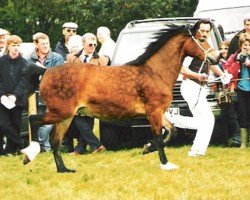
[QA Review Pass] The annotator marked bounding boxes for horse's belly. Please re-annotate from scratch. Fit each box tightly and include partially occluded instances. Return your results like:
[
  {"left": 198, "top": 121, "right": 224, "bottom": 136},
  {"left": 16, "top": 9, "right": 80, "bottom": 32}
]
[{"left": 80, "top": 100, "right": 146, "bottom": 120}]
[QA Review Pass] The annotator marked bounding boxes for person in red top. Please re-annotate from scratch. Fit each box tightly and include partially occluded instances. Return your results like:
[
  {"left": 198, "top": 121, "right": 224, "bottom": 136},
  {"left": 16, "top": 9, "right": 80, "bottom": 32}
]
[
  {"left": 216, "top": 41, "right": 241, "bottom": 147},
  {"left": 224, "top": 33, "right": 250, "bottom": 148}
]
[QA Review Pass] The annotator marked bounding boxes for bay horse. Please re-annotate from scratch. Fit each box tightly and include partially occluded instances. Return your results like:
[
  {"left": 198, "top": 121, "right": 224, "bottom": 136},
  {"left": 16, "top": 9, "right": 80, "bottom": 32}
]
[{"left": 22, "top": 25, "right": 220, "bottom": 173}]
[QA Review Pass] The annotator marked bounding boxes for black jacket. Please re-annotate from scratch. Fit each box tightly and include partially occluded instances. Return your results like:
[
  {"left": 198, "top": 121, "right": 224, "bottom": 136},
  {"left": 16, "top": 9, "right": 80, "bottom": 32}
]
[
  {"left": 55, "top": 38, "right": 69, "bottom": 61},
  {"left": 0, "top": 54, "right": 30, "bottom": 107},
  {"left": 227, "top": 29, "right": 245, "bottom": 59}
]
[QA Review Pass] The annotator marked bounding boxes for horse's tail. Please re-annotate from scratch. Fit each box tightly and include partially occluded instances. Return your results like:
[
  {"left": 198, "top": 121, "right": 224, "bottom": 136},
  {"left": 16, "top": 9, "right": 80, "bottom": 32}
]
[{"left": 24, "top": 63, "right": 47, "bottom": 95}]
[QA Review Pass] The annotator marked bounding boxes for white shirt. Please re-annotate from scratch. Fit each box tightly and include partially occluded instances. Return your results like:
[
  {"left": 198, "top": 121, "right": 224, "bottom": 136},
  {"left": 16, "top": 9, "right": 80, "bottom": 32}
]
[
  {"left": 182, "top": 56, "right": 193, "bottom": 68},
  {"left": 98, "top": 38, "right": 116, "bottom": 60}
]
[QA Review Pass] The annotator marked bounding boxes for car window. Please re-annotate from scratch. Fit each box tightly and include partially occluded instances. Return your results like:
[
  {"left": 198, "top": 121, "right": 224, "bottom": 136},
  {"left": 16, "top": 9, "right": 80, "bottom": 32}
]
[{"left": 112, "top": 31, "right": 156, "bottom": 65}]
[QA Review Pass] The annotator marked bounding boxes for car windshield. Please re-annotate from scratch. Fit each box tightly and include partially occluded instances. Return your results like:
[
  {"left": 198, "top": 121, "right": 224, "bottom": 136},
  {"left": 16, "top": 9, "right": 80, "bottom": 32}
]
[
  {"left": 197, "top": 6, "right": 249, "bottom": 34},
  {"left": 112, "top": 31, "right": 156, "bottom": 65},
  {"left": 112, "top": 28, "right": 219, "bottom": 66}
]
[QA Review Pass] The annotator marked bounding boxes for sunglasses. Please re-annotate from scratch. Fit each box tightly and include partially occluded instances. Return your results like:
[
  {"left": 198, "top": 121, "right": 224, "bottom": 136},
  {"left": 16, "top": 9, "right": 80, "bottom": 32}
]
[
  {"left": 220, "top": 48, "right": 228, "bottom": 50},
  {"left": 88, "top": 43, "right": 97, "bottom": 47},
  {"left": 66, "top": 29, "right": 77, "bottom": 33}
]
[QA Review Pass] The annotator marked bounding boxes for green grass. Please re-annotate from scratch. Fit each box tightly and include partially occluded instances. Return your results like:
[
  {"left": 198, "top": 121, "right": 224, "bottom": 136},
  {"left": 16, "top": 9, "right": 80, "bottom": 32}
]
[{"left": 0, "top": 146, "right": 249, "bottom": 200}]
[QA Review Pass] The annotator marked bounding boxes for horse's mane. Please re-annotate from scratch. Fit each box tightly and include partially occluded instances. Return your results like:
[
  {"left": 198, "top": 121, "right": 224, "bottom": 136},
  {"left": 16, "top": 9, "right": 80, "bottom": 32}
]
[{"left": 126, "top": 24, "right": 190, "bottom": 66}]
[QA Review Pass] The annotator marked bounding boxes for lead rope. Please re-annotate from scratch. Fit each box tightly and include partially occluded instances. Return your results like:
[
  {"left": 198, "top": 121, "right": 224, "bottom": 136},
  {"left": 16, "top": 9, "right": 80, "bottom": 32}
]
[{"left": 207, "top": 77, "right": 250, "bottom": 83}]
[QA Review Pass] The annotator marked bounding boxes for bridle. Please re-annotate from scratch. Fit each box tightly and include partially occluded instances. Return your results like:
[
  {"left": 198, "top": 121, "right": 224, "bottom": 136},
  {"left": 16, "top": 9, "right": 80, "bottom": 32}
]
[{"left": 188, "top": 30, "right": 213, "bottom": 53}]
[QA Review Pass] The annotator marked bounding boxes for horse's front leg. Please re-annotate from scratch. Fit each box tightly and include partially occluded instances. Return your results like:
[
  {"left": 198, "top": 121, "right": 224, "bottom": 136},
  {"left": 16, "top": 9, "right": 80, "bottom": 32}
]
[
  {"left": 148, "top": 109, "right": 179, "bottom": 170},
  {"left": 50, "top": 117, "right": 76, "bottom": 173}
]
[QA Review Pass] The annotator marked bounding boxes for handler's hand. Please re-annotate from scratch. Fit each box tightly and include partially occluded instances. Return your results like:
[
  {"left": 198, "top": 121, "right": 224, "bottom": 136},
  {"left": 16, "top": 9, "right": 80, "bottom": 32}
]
[
  {"left": 220, "top": 71, "right": 233, "bottom": 85},
  {"left": 0, "top": 95, "right": 16, "bottom": 109},
  {"left": 8, "top": 95, "right": 16, "bottom": 103},
  {"left": 198, "top": 73, "right": 207, "bottom": 82}
]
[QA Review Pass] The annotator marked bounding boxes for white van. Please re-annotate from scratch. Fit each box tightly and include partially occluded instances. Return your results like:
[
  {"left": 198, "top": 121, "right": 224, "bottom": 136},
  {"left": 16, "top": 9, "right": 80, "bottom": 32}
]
[{"left": 193, "top": 0, "right": 250, "bottom": 39}]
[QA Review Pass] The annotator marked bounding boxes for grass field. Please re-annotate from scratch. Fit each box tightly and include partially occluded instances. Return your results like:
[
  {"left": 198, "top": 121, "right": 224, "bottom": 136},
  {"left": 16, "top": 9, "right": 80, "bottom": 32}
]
[{"left": 0, "top": 146, "right": 249, "bottom": 200}]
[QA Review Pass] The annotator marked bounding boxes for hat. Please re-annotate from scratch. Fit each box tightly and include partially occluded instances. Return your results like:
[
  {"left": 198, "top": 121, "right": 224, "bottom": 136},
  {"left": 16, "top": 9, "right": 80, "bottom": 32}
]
[
  {"left": 62, "top": 22, "right": 78, "bottom": 29},
  {"left": 0, "top": 28, "right": 8, "bottom": 35}
]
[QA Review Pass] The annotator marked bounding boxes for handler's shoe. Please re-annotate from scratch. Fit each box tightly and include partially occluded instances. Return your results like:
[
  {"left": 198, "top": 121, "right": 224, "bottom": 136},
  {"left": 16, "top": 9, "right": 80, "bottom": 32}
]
[
  {"left": 160, "top": 162, "right": 179, "bottom": 170},
  {"left": 188, "top": 150, "right": 206, "bottom": 157},
  {"left": 70, "top": 151, "right": 81, "bottom": 156},
  {"left": 21, "top": 141, "right": 41, "bottom": 165},
  {"left": 92, "top": 145, "right": 106, "bottom": 153}
]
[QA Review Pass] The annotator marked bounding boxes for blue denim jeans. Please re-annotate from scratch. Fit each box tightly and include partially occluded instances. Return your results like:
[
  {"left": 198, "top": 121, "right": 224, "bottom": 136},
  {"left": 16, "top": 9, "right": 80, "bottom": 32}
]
[{"left": 38, "top": 124, "right": 53, "bottom": 151}]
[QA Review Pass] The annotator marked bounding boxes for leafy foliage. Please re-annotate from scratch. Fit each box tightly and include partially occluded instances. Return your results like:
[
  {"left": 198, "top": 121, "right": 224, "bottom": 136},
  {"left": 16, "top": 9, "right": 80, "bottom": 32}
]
[{"left": 0, "top": 0, "right": 198, "bottom": 47}]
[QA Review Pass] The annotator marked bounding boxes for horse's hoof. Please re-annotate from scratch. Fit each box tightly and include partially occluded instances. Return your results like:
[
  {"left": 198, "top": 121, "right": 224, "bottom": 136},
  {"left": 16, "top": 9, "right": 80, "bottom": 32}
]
[
  {"left": 23, "top": 155, "right": 31, "bottom": 165},
  {"left": 57, "top": 168, "right": 76, "bottom": 173},
  {"left": 160, "top": 162, "right": 179, "bottom": 170}
]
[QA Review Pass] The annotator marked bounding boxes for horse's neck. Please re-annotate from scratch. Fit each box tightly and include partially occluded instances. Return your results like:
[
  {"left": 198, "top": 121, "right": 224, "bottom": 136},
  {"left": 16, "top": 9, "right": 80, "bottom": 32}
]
[{"left": 146, "top": 35, "right": 186, "bottom": 85}]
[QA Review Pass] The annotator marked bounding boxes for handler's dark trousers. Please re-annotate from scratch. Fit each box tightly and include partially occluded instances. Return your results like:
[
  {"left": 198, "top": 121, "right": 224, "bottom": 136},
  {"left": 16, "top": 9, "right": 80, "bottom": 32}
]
[
  {"left": 0, "top": 105, "right": 23, "bottom": 153},
  {"left": 220, "top": 103, "right": 241, "bottom": 145},
  {"left": 65, "top": 115, "right": 102, "bottom": 153}
]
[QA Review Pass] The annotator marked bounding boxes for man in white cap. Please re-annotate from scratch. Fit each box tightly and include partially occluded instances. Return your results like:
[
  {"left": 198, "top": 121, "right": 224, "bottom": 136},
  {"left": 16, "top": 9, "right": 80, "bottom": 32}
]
[
  {"left": 0, "top": 28, "right": 9, "bottom": 57},
  {"left": 55, "top": 22, "right": 78, "bottom": 61}
]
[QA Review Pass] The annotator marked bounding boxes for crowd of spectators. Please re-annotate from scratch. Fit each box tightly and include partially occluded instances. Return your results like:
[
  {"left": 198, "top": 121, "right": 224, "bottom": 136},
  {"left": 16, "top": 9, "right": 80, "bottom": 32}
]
[{"left": 0, "top": 23, "right": 116, "bottom": 156}]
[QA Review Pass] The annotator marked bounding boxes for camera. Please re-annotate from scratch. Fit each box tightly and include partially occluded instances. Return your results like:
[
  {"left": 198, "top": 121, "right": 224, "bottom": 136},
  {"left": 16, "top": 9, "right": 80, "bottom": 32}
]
[
  {"left": 238, "top": 54, "right": 248, "bottom": 63},
  {"left": 237, "top": 48, "right": 249, "bottom": 63}
]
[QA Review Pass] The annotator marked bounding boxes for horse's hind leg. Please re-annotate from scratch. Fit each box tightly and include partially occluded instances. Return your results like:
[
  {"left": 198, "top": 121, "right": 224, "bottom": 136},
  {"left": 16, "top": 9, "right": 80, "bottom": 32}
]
[
  {"left": 162, "top": 113, "right": 177, "bottom": 144},
  {"left": 50, "top": 117, "right": 75, "bottom": 173},
  {"left": 143, "top": 114, "right": 177, "bottom": 154},
  {"left": 147, "top": 109, "right": 179, "bottom": 170},
  {"left": 142, "top": 129, "right": 172, "bottom": 155}
]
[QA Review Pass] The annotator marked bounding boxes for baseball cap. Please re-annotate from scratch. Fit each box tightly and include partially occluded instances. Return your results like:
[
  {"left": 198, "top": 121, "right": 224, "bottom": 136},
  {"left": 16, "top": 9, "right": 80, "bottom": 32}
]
[{"left": 62, "top": 22, "right": 78, "bottom": 29}]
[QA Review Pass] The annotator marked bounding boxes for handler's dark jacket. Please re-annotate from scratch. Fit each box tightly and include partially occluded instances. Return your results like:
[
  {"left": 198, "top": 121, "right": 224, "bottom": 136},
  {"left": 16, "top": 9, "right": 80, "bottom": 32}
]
[
  {"left": 227, "top": 29, "right": 245, "bottom": 59},
  {"left": 0, "top": 54, "right": 29, "bottom": 107}
]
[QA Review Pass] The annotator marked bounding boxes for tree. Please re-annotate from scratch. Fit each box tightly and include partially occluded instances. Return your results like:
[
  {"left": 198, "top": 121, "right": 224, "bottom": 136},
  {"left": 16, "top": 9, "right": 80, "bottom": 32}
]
[{"left": 0, "top": 0, "right": 198, "bottom": 47}]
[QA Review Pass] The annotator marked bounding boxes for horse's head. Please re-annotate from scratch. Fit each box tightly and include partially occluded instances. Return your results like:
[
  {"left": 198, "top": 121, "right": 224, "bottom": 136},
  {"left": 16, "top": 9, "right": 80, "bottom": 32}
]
[{"left": 184, "top": 30, "right": 220, "bottom": 65}]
